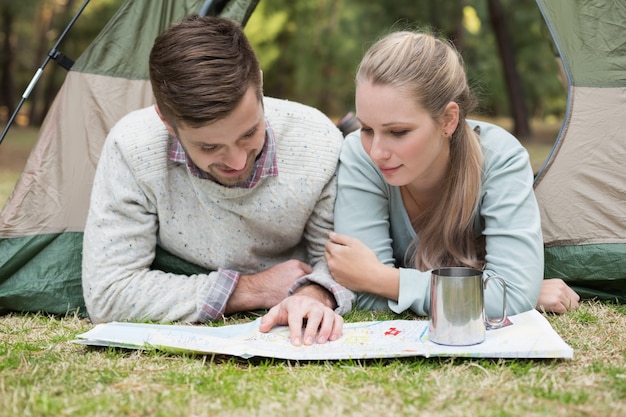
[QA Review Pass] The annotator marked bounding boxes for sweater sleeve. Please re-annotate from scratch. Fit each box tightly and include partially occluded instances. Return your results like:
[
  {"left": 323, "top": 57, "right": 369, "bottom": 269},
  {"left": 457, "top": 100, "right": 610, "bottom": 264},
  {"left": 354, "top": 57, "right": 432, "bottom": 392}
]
[
  {"left": 289, "top": 173, "right": 355, "bottom": 315},
  {"left": 266, "top": 97, "right": 355, "bottom": 315},
  {"left": 82, "top": 115, "right": 233, "bottom": 324}
]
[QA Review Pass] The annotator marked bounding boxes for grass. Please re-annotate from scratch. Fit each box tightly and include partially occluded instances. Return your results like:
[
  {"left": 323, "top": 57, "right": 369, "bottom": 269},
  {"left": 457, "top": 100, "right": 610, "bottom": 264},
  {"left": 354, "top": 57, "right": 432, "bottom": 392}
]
[{"left": 1, "top": 302, "right": 625, "bottom": 416}]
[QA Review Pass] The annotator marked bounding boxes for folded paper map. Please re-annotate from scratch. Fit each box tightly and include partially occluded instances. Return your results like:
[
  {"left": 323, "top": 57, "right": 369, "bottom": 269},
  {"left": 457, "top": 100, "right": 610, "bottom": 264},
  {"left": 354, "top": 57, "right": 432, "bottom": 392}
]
[{"left": 73, "top": 309, "right": 573, "bottom": 360}]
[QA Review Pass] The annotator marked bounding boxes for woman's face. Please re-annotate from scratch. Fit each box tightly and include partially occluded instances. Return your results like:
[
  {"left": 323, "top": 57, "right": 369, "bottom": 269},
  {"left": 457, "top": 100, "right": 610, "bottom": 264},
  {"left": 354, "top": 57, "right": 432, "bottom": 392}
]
[{"left": 355, "top": 81, "right": 451, "bottom": 188}]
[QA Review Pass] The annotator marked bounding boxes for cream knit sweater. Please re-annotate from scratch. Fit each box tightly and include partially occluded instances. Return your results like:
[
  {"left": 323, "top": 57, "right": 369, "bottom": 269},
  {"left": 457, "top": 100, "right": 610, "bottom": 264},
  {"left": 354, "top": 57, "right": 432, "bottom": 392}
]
[{"left": 82, "top": 97, "right": 353, "bottom": 323}]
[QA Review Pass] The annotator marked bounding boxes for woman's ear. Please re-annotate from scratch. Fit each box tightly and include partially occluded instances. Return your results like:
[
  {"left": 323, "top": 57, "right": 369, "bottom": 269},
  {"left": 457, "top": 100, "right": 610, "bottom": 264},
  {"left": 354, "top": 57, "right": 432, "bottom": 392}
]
[
  {"left": 154, "top": 105, "right": 177, "bottom": 137},
  {"left": 442, "top": 101, "right": 460, "bottom": 137}
]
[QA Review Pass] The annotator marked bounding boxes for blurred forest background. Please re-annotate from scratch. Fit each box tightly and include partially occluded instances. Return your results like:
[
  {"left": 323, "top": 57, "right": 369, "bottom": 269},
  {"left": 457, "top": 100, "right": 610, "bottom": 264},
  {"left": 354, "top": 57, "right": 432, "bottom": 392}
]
[{"left": 0, "top": 0, "right": 566, "bottom": 141}]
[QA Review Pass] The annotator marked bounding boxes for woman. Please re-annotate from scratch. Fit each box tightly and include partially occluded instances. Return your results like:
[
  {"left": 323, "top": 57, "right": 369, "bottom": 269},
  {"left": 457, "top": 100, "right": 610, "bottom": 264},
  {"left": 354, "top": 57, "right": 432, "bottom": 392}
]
[{"left": 325, "top": 30, "right": 579, "bottom": 317}]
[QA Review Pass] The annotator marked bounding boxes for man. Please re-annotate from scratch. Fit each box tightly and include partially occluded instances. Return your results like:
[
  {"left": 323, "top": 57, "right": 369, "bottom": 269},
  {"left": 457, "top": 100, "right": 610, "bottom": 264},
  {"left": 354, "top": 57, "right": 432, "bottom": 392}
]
[{"left": 82, "top": 15, "right": 353, "bottom": 346}]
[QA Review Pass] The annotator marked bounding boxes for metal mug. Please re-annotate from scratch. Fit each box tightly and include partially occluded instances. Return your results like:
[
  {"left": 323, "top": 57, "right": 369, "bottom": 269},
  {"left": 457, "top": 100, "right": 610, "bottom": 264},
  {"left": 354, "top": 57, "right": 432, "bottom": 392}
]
[{"left": 428, "top": 267, "right": 507, "bottom": 346}]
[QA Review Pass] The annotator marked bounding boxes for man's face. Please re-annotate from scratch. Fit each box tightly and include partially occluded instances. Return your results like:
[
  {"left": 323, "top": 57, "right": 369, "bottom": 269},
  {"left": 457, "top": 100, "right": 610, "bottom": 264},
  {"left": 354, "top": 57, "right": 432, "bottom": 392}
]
[{"left": 162, "top": 87, "right": 266, "bottom": 187}]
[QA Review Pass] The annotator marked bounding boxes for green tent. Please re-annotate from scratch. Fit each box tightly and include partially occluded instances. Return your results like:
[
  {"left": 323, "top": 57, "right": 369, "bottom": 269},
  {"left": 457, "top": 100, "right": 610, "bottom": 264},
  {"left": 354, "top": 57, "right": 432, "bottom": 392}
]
[
  {"left": 0, "top": 0, "right": 259, "bottom": 315},
  {"left": 533, "top": 0, "right": 626, "bottom": 302}
]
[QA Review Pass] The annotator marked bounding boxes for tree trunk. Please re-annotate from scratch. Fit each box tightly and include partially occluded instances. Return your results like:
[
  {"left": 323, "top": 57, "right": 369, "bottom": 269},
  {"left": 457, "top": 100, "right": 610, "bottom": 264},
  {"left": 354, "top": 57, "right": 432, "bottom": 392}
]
[
  {"left": 0, "top": 6, "right": 16, "bottom": 119},
  {"left": 487, "top": 0, "right": 531, "bottom": 139},
  {"left": 28, "top": 3, "right": 56, "bottom": 126},
  {"left": 39, "top": 0, "right": 77, "bottom": 125}
]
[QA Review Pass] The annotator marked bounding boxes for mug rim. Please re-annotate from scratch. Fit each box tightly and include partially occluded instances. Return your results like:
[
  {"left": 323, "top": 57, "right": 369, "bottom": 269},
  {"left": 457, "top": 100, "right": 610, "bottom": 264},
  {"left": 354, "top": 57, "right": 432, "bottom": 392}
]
[{"left": 432, "top": 267, "right": 483, "bottom": 277}]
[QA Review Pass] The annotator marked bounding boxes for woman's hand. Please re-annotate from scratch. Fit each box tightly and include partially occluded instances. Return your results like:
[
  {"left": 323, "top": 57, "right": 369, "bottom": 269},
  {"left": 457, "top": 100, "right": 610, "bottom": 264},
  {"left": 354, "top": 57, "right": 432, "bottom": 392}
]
[
  {"left": 324, "top": 232, "right": 384, "bottom": 292},
  {"left": 536, "top": 278, "right": 580, "bottom": 313}
]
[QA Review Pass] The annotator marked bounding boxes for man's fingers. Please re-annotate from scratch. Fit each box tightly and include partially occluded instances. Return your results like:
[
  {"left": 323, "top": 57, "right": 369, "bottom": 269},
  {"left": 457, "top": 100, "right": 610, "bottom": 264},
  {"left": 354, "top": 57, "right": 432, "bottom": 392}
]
[
  {"left": 290, "top": 310, "right": 342, "bottom": 346},
  {"left": 259, "top": 305, "right": 280, "bottom": 333},
  {"left": 301, "top": 310, "right": 324, "bottom": 345},
  {"left": 318, "top": 311, "right": 343, "bottom": 343},
  {"left": 260, "top": 295, "right": 344, "bottom": 346},
  {"left": 287, "top": 310, "right": 306, "bottom": 346},
  {"left": 312, "top": 310, "right": 335, "bottom": 344}
]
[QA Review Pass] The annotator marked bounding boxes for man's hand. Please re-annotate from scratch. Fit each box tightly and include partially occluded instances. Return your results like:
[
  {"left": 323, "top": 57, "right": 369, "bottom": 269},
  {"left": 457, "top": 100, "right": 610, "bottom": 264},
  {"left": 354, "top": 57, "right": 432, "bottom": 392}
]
[
  {"left": 536, "top": 278, "right": 580, "bottom": 313},
  {"left": 225, "top": 260, "right": 313, "bottom": 314},
  {"left": 259, "top": 292, "right": 343, "bottom": 346}
]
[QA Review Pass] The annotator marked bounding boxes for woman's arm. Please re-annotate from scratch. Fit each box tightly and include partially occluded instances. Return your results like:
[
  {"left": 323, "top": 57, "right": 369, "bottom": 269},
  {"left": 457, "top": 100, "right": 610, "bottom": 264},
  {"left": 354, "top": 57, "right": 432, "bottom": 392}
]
[
  {"left": 329, "top": 133, "right": 431, "bottom": 315},
  {"left": 478, "top": 124, "right": 544, "bottom": 317}
]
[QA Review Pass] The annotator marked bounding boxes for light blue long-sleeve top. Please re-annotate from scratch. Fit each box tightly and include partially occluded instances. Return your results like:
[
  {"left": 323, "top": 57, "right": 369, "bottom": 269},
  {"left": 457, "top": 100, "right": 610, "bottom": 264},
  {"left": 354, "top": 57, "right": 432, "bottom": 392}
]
[{"left": 334, "top": 120, "right": 543, "bottom": 318}]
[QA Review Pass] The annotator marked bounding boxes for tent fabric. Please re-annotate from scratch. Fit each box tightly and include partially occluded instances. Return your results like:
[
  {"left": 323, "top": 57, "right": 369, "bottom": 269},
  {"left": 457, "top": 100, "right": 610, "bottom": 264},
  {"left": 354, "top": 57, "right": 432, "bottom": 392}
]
[
  {"left": 536, "top": 87, "right": 626, "bottom": 245},
  {"left": 535, "top": 0, "right": 626, "bottom": 88},
  {"left": 0, "top": 233, "right": 84, "bottom": 313},
  {"left": 0, "top": 0, "right": 259, "bottom": 315},
  {"left": 544, "top": 243, "right": 626, "bottom": 303},
  {"left": 0, "top": 74, "right": 154, "bottom": 236},
  {"left": 534, "top": 0, "right": 626, "bottom": 301}
]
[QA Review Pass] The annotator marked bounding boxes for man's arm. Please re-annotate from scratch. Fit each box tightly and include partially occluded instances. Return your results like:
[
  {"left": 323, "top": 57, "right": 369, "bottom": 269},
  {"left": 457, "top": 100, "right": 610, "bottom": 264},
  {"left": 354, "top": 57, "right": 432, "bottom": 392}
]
[
  {"left": 292, "top": 282, "right": 337, "bottom": 309},
  {"left": 82, "top": 126, "right": 224, "bottom": 324},
  {"left": 224, "top": 260, "right": 314, "bottom": 314},
  {"left": 290, "top": 173, "right": 355, "bottom": 315},
  {"left": 254, "top": 149, "right": 350, "bottom": 345}
]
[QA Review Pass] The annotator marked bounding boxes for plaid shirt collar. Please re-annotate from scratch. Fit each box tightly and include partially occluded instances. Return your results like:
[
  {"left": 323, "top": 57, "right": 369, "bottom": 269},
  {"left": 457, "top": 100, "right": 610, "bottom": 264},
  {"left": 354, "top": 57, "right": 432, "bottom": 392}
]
[{"left": 168, "top": 118, "right": 278, "bottom": 188}]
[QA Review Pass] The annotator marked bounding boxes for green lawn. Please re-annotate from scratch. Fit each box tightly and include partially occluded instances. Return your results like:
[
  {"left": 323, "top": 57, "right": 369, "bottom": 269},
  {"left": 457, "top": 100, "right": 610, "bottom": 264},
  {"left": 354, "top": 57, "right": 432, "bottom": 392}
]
[{"left": 1, "top": 302, "right": 625, "bottom": 416}]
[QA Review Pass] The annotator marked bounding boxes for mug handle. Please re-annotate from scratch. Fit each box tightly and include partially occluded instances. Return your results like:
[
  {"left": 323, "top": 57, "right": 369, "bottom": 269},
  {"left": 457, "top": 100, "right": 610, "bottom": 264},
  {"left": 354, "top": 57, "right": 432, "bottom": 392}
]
[{"left": 483, "top": 275, "right": 507, "bottom": 329}]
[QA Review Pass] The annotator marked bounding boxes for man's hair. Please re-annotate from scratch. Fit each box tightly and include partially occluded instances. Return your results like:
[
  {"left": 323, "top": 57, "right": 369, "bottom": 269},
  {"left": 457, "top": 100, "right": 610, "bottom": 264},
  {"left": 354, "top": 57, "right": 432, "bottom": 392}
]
[
  {"left": 357, "top": 31, "right": 485, "bottom": 271},
  {"left": 149, "top": 15, "right": 262, "bottom": 128}
]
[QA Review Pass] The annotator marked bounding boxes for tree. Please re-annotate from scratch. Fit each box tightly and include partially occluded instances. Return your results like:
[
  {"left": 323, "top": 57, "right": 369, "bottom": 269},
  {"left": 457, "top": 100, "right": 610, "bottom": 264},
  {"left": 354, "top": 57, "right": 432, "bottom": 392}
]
[
  {"left": 1, "top": 0, "right": 565, "bottom": 131},
  {"left": 0, "top": 0, "right": 123, "bottom": 127},
  {"left": 26, "top": 1, "right": 58, "bottom": 126},
  {"left": 0, "top": 2, "right": 18, "bottom": 118},
  {"left": 487, "top": 0, "right": 531, "bottom": 138}
]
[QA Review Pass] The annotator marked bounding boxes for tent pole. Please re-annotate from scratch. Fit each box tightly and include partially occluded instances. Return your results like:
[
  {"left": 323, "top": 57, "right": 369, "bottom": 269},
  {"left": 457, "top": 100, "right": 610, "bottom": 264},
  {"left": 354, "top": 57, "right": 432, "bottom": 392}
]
[
  {"left": 199, "top": 0, "right": 216, "bottom": 16},
  {"left": 0, "top": 0, "right": 91, "bottom": 147},
  {"left": 199, "top": 0, "right": 232, "bottom": 17}
]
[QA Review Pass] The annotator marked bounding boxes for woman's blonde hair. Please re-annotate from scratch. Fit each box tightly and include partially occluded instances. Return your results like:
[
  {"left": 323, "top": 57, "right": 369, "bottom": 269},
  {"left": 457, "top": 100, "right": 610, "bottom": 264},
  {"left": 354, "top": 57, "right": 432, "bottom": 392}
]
[{"left": 356, "top": 31, "right": 485, "bottom": 270}]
